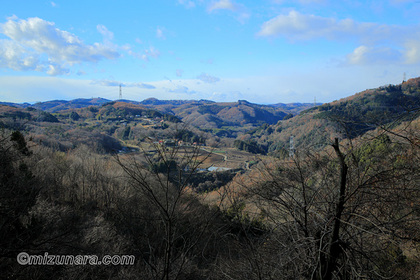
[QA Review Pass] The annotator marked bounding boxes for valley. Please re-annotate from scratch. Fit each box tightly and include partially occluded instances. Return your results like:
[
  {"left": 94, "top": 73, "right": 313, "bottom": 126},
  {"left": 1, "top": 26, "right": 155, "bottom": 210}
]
[
  {"left": 1, "top": 77, "right": 419, "bottom": 279},
  {"left": 2, "top": 2, "right": 420, "bottom": 278}
]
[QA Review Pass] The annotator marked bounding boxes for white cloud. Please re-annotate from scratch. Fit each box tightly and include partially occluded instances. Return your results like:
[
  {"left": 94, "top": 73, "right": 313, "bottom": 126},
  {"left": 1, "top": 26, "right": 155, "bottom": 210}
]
[
  {"left": 257, "top": 10, "right": 391, "bottom": 42},
  {"left": 257, "top": 10, "right": 420, "bottom": 66},
  {"left": 6, "top": 15, "right": 18, "bottom": 21},
  {"left": 347, "top": 45, "right": 370, "bottom": 64},
  {"left": 0, "top": 17, "right": 120, "bottom": 75},
  {"left": 178, "top": 0, "right": 196, "bottom": 8},
  {"left": 91, "top": 79, "right": 156, "bottom": 89},
  {"left": 208, "top": 0, "right": 236, "bottom": 11},
  {"left": 197, "top": 73, "right": 220, "bottom": 83},
  {"left": 346, "top": 45, "right": 402, "bottom": 65},
  {"left": 156, "top": 27, "right": 165, "bottom": 39},
  {"left": 94, "top": 80, "right": 120, "bottom": 87},
  {"left": 132, "top": 82, "right": 156, "bottom": 89},
  {"left": 97, "top": 24, "right": 114, "bottom": 42},
  {"left": 47, "top": 64, "right": 70, "bottom": 76},
  {"left": 0, "top": 39, "right": 40, "bottom": 71},
  {"left": 208, "top": 0, "right": 250, "bottom": 23},
  {"left": 142, "top": 46, "right": 161, "bottom": 61},
  {"left": 124, "top": 44, "right": 161, "bottom": 62},
  {"left": 404, "top": 40, "right": 420, "bottom": 64},
  {"left": 2, "top": 66, "right": 417, "bottom": 104},
  {"left": 169, "top": 86, "right": 196, "bottom": 94}
]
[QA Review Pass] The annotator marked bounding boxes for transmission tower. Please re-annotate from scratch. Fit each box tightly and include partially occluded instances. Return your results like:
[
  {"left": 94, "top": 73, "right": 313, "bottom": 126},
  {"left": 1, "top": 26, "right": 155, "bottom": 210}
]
[
  {"left": 289, "top": 136, "right": 295, "bottom": 158},
  {"left": 119, "top": 84, "right": 122, "bottom": 100}
]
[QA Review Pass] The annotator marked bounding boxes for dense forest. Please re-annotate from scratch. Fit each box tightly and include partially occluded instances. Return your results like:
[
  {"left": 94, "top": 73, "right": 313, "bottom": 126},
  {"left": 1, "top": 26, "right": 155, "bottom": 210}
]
[{"left": 1, "top": 78, "right": 420, "bottom": 279}]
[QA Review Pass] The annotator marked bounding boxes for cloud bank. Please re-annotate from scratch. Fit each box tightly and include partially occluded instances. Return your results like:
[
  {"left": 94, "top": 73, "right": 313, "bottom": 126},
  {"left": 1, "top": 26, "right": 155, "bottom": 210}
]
[
  {"left": 91, "top": 79, "right": 156, "bottom": 89},
  {"left": 257, "top": 10, "right": 391, "bottom": 41},
  {"left": 258, "top": 10, "right": 420, "bottom": 65},
  {"left": 197, "top": 73, "right": 220, "bottom": 83},
  {"left": 207, "top": 0, "right": 250, "bottom": 23},
  {"left": 0, "top": 17, "right": 120, "bottom": 75}
]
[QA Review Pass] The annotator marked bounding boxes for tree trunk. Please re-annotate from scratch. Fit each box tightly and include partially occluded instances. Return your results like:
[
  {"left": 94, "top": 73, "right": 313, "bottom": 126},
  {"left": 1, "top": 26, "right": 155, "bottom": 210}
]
[{"left": 323, "top": 138, "right": 348, "bottom": 280}]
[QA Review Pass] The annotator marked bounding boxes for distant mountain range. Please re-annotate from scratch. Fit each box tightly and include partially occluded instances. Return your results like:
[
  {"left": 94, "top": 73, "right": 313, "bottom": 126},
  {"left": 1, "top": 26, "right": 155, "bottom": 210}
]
[
  {"left": 0, "top": 98, "right": 319, "bottom": 128},
  {"left": 0, "top": 97, "right": 318, "bottom": 113},
  {"left": 1, "top": 77, "right": 419, "bottom": 156},
  {"left": 0, "top": 98, "right": 111, "bottom": 112}
]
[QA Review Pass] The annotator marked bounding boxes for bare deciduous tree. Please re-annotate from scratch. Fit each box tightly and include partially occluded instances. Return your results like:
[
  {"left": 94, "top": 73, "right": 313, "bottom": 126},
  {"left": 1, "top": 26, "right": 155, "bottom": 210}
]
[
  {"left": 234, "top": 125, "right": 419, "bottom": 279},
  {"left": 115, "top": 130, "right": 227, "bottom": 280}
]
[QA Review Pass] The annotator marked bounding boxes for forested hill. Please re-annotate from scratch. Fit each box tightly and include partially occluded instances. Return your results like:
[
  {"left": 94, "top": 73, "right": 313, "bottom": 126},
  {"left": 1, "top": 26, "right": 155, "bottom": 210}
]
[
  {"left": 2, "top": 77, "right": 419, "bottom": 156},
  {"left": 1, "top": 97, "right": 111, "bottom": 112},
  {"left": 151, "top": 100, "right": 290, "bottom": 128},
  {"left": 1, "top": 98, "right": 315, "bottom": 128},
  {"left": 250, "top": 77, "right": 420, "bottom": 156},
  {"left": 1, "top": 78, "right": 419, "bottom": 279}
]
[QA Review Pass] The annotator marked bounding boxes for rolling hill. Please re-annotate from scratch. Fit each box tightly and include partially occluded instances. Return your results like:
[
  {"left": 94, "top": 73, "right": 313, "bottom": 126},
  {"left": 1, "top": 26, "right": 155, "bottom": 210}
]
[
  {"left": 251, "top": 77, "right": 420, "bottom": 156},
  {"left": 0, "top": 98, "right": 110, "bottom": 112},
  {"left": 2, "top": 77, "right": 419, "bottom": 158},
  {"left": 1, "top": 98, "right": 313, "bottom": 129}
]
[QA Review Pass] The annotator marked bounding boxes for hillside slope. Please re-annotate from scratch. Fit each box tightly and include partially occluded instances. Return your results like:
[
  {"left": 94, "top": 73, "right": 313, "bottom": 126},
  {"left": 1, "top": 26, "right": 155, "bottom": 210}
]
[
  {"left": 2, "top": 98, "right": 315, "bottom": 129},
  {"left": 254, "top": 78, "right": 420, "bottom": 156}
]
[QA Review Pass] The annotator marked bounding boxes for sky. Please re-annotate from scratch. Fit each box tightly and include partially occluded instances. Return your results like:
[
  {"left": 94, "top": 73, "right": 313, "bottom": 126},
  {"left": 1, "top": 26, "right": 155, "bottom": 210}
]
[{"left": 1, "top": 0, "right": 420, "bottom": 104}]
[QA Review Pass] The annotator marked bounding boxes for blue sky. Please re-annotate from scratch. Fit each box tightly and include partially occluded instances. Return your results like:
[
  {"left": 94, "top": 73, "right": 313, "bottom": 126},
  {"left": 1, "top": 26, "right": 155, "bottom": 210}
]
[{"left": 1, "top": 0, "right": 420, "bottom": 104}]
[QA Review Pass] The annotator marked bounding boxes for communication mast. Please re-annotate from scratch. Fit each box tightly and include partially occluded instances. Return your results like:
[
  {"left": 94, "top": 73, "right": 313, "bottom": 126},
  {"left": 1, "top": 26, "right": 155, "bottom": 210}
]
[
  {"left": 289, "top": 136, "right": 295, "bottom": 158},
  {"left": 119, "top": 84, "right": 122, "bottom": 100},
  {"left": 403, "top": 72, "right": 406, "bottom": 83}
]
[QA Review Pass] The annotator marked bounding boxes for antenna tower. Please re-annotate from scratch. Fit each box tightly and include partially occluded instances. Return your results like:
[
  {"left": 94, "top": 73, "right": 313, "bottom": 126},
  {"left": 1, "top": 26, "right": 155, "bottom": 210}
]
[
  {"left": 403, "top": 72, "right": 406, "bottom": 83},
  {"left": 119, "top": 84, "right": 122, "bottom": 100},
  {"left": 314, "top": 96, "right": 317, "bottom": 106},
  {"left": 289, "top": 136, "right": 295, "bottom": 158}
]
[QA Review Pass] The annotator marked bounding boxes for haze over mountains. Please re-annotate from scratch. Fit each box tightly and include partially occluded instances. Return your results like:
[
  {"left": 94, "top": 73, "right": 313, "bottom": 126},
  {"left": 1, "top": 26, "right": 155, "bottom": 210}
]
[
  {"left": 1, "top": 97, "right": 318, "bottom": 114},
  {"left": 0, "top": 97, "right": 319, "bottom": 128}
]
